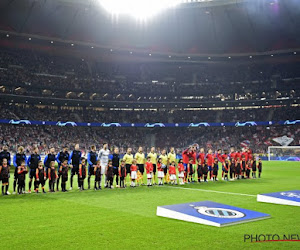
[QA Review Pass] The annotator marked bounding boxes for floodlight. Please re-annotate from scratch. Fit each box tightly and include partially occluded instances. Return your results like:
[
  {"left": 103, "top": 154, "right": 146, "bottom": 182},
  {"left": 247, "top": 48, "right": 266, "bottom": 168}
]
[{"left": 99, "top": 0, "right": 182, "bottom": 19}]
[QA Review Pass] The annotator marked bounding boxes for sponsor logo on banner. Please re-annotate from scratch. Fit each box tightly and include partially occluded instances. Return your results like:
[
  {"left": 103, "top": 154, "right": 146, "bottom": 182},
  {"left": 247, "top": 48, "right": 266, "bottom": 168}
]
[
  {"left": 272, "top": 136, "right": 294, "bottom": 146},
  {"left": 284, "top": 120, "right": 300, "bottom": 125},
  {"left": 144, "top": 123, "right": 165, "bottom": 127},
  {"left": 235, "top": 121, "right": 257, "bottom": 127},
  {"left": 156, "top": 201, "right": 270, "bottom": 227},
  {"left": 280, "top": 192, "right": 300, "bottom": 199},
  {"left": 56, "top": 121, "right": 77, "bottom": 127},
  {"left": 189, "top": 122, "right": 210, "bottom": 127},
  {"left": 191, "top": 205, "right": 245, "bottom": 219},
  {"left": 101, "top": 123, "right": 121, "bottom": 127},
  {"left": 257, "top": 190, "right": 300, "bottom": 206},
  {"left": 9, "top": 119, "right": 31, "bottom": 125}
]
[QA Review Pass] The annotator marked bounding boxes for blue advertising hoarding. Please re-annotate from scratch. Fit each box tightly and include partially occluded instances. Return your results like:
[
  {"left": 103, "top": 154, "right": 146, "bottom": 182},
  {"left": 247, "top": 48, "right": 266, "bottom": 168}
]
[
  {"left": 257, "top": 190, "right": 300, "bottom": 207},
  {"left": 156, "top": 201, "right": 270, "bottom": 227},
  {"left": 1, "top": 119, "right": 300, "bottom": 128}
]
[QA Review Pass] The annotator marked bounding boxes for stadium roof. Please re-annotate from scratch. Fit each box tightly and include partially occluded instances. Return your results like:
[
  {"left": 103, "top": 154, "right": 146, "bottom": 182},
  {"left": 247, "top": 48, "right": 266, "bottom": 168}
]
[{"left": 0, "top": 0, "right": 299, "bottom": 56}]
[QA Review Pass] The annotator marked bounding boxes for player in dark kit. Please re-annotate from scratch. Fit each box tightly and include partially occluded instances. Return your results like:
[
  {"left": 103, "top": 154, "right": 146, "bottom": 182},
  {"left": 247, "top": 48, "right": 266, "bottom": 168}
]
[
  {"left": 27, "top": 147, "right": 41, "bottom": 193},
  {"left": 44, "top": 147, "right": 56, "bottom": 190},
  {"left": 0, "top": 145, "right": 11, "bottom": 194},
  {"left": 229, "top": 158, "right": 235, "bottom": 180},
  {"left": 245, "top": 159, "right": 251, "bottom": 178},
  {"left": 241, "top": 155, "right": 247, "bottom": 179},
  {"left": 119, "top": 160, "right": 126, "bottom": 188},
  {"left": 257, "top": 158, "right": 262, "bottom": 178},
  {"left": 223, "top": 158, "right": 230, "bottom": 181},
  {"left": 34, "top": 161, "right": 46, "bottom": 193},
  {"left": 111, "top": 147, "right": 120, "bottom": 188},
  {"left": 94, "top": 160, "right": 101, "bottom": 190},
  {"left": 48, "top": 161, "right": 57, "bottom": 192},
  {"left": 13, "top": 146, "right": 27, "bottom": 194},
  {"left": 79, "top": 157, "right": 87, "bottom": 191},
  {"left": 0, "top": 145, "right": 11, "bottom": 166},
  {"left": 106, "top": 160, "right": 114, "bottom": 188},
  {"left": 187, "top": 158, "right": 194, "bottom": 183},
  {"left": 56, "top": 146, "right": 70, "bottom": 191},
  {"left": 59, "top": 160, "right": 69, "bottom": 192},
  {"left": 69, "top": 144, "right": 82, "bottom": 190},
  {"left": 212, "top": 158, "right": 218, "bottom": 181},
  {"left": 17, "top": 160, "right": 27, "bottom": 194},
  {"left": 0, "top": 158, "right": 10, "bottom": 195},
  {"left": 197, "top": 157, "right": 203, "bottom": 183},
  {"left": 87, "top": 145, "right": 97, "bottom": 189},
  {"left": 235, "top": 158, "right": 242, "bottom": 179},
  {"left": 251, "top": 158, "right": 257, "bottom": 178},
  {"left": 202, "top": 159, "right": 208, "bottom": 182}
]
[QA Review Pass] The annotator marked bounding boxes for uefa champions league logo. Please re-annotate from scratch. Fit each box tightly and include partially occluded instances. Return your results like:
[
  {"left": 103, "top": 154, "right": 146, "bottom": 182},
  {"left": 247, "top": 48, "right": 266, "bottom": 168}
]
[
  {"left": 190, "top": 205, "right": 245, "bottom": 218},
  {"left": 9, "top": 119, "right": 31, "bottom": 125},
  {"left": 56, "top": 121, "right": 77, "bottom": 127},
  {"left": 280, "top": 192, "right": 300, "bottom": 199}
]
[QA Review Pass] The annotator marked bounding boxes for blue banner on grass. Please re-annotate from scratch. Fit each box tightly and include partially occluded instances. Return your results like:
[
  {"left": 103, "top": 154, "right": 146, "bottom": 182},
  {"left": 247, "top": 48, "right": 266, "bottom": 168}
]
[
  {"left": 156, "top": 201, "right": 270, "bottom": 227},
  {"left": 257, "top": 190, "right": 300, "bottom": 206}
]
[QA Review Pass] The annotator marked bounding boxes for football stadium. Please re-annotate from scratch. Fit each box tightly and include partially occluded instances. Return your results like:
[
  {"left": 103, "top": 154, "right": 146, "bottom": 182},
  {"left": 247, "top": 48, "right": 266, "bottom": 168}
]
[{"left": 0, "top": 0, "right": 299, "bottom": 249}]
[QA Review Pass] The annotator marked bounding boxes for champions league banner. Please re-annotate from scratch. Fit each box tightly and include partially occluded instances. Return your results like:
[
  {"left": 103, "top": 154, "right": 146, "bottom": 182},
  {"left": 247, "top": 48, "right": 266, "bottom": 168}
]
[
  {"left": 156, "top": 201, "right": 270, "bottom": 227},
  {"left": 257, "top": 190, "right": 300, "bottom": 207},
  {"left": 1, "top": 119, "right": 300, "bottom": 128}
]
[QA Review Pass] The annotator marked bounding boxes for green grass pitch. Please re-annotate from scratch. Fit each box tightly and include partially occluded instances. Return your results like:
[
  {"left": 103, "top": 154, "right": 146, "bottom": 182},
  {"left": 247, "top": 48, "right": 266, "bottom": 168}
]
[{"left": 1, "top": 161, "right": 299, "bottom": 249}]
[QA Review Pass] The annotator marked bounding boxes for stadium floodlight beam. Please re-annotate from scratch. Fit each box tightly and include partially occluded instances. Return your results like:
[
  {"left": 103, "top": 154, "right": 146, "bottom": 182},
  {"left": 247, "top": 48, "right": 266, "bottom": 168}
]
[{"left": 98, "top": 0, "right": 183, "bottom": 19}]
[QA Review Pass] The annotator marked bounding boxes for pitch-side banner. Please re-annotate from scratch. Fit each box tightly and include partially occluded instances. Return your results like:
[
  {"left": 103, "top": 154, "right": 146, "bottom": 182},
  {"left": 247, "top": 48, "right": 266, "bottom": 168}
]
[
  {"left": 157, "top": 201, "right": 270, "bottom": 227},
  {"left": 272, "top": 136, "right": 294, "bottom": 146},
  {"left": 1, "top": 119, "right": 300, "bottom": 128}
]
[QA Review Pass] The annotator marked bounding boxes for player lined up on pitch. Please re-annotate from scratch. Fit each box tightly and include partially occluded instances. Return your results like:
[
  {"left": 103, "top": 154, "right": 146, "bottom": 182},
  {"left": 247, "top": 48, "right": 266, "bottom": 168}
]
[{"left": 0, "top": 143, "right": 262, "bottom": 195}]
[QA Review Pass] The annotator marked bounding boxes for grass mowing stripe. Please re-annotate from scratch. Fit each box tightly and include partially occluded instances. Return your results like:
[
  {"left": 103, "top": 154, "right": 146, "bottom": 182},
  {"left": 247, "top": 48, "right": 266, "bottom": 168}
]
[{"left": 167, "top": 186, "right": 257, "bottom": 197}]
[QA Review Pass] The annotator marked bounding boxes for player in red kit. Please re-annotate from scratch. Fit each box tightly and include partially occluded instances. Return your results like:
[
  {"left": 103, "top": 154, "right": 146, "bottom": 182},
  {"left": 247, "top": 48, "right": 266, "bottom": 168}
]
[
  {"left": 182, "top": 146, "right": 196, "bottom": 182},
  {"left": 241, "top": 148, "right": 249, "bottom": 162},
  {"left": 221, "top": 150, "right": 228, "bottom": 180},
  {"left": 198, "top": 148, "right": 205, "bottom": 165},
  {"left": 229, "top": 148, "right": 236, "bottom": 162},
  {"left": 197, "top": 148, "right": 205, "bottom": 183},
  {"left": 215, "top": 149, "right": 223, "bottom": 180},
  {"left": 130, "top": 159, "right": 138, "bottom": 187},
  {"left": 206, "top": 149, "right": 214, "bottom": 180},
  {"left": 169, "top": 161, "right": 177, "bottom": 185},
  {"left": 177, "top": 159, "right": 185, "bottom": 185},
  {"left": 235, "top": 150, "right": 242, "bottom": 162},
  {"left": 145, "top": 157, "right": 153, "bottom": 187}
]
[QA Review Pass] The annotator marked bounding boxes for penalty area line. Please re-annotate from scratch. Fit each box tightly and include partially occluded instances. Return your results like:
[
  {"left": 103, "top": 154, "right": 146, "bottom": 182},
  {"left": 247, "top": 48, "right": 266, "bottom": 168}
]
[{"left": 166, "top": 186, "right": 256, "bottom": 197}]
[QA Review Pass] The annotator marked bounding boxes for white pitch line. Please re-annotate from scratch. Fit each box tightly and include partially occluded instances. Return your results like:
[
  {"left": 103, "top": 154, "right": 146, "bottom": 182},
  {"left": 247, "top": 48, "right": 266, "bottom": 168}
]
[{"left": 167, "top": 186, "right": 256, "bottom": 197}]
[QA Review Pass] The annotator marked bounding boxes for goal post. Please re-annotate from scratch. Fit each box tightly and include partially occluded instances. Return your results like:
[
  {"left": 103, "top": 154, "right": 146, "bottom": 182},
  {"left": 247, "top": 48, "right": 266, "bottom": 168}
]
[{"left": 268, "top": 146, "right": 300, "bottom": 161}]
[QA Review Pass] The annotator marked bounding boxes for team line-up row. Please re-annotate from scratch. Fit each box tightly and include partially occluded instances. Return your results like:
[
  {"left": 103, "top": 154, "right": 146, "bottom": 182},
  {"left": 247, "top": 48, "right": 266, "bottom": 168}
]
[{"left": 0, "top": 144, "right": 262, "bottom": 195}]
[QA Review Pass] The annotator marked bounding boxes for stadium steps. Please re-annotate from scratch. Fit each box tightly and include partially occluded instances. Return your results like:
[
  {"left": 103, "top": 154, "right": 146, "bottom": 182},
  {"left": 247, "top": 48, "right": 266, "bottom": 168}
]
[
  {"left": 267, "top": 109, "right": 275, "bottom": 121},
  {"left": 73, "top": 113, "right": 82, "bottom": 122},
  {"left": 216, "top": 111, "right": 222, "bottom": 123}
]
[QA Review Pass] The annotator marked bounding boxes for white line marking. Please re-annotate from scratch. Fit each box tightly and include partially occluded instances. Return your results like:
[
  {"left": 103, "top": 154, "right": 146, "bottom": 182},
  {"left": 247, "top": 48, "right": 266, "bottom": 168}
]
[{"left": 167, "top": 186, "right": 256, "bottom": 197}]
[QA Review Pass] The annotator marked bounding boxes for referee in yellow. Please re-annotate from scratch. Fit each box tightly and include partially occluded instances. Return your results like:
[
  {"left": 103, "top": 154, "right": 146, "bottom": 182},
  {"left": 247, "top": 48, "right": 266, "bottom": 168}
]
[
  {"left": 123, "top": 148, "right": 133, "bottom": 182},
  {"left": 147, "top": 147, "right": 157, "bottom": 185},
  {"left": 135, "top": 147, "right": 145, "bottom": 185},
  {"left": 159, "top": 149, "right": 168, "bottom": 184}
]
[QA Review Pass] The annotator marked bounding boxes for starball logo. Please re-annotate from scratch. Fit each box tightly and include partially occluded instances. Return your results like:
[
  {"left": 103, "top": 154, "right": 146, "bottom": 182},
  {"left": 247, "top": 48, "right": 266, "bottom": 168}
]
[{"left": 244, "top": 234, "right": 300, "bottom": 243}]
